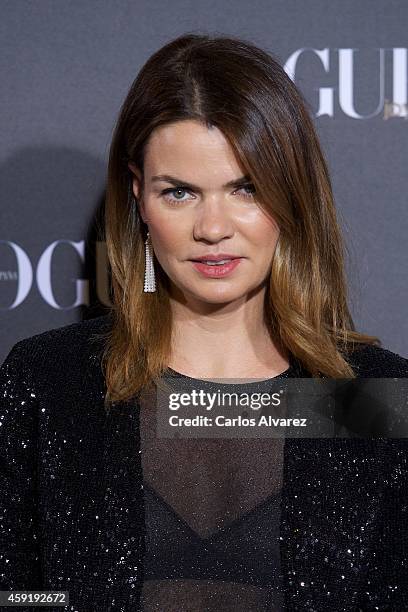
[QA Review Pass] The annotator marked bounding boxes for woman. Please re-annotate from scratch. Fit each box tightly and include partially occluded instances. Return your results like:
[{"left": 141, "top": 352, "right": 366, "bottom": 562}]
[{"left": 1, "top": 33, "right": 407, "bottom": 612}]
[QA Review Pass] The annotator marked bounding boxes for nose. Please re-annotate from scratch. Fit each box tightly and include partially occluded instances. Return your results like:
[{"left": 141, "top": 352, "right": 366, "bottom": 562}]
[{"left": 192, "top": 195, "right": 235, "bottom": 243}]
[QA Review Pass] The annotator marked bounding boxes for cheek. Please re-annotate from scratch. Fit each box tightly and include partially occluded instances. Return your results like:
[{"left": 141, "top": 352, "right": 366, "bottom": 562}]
[
  {"left": 147, "top": 217, "right": 187, "bottom": 259},
  {"left": 236, "top": 205, "right": 279, "bottom": 238},
  {"left": 246, "top": 216, "right": 280, "bottom": 250}
]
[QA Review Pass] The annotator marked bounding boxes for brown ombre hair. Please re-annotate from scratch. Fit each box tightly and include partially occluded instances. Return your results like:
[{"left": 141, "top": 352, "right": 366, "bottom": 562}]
[{"left": 95, "top": 32, "right": 380, "bottom": 409}]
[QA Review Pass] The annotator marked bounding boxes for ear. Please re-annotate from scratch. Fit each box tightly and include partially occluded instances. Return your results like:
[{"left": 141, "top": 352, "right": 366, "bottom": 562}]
[{"left": 128, "top": 162, "right": 147, "bottom": 223}]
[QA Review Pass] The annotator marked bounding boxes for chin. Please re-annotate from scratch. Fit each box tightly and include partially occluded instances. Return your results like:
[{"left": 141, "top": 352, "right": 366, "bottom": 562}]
[{"left": 187, "top": 284, "right": 249, "bottom": 305}]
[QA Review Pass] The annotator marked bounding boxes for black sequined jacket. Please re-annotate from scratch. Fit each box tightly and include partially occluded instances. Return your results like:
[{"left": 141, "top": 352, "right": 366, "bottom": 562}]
[{"left": 0, "top": 314, "right": 407, "bottom": 612}]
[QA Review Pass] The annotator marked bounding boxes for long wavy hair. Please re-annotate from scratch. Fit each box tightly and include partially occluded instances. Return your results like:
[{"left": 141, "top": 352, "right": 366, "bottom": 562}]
[{"left": 95, "top": 32, "right": 380, "bottom": 409}]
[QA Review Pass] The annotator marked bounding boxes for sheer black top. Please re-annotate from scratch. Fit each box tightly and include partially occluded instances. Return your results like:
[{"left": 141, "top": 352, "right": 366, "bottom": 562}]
[{"left": 139, "top": 365, "right": 297, "bottom": 612}]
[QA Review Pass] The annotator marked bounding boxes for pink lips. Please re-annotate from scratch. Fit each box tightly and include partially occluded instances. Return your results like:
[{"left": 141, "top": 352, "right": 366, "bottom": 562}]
[
  {"left": 190, "top": 258, "right": 243, "bottom": 278},
  {"left": 191, "top": 253, "right": 241, "bottom": 262}
]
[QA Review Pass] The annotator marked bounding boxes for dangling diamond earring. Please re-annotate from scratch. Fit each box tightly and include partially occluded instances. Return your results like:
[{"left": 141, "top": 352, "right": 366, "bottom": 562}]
[{"left": 143, "top": 231, "right": 156, "bottom": 292}]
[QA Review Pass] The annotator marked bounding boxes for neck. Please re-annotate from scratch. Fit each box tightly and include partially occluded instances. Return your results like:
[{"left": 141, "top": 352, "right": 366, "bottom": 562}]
[{"left": 168, "top": 286, "right": 289, "bottom": 379}]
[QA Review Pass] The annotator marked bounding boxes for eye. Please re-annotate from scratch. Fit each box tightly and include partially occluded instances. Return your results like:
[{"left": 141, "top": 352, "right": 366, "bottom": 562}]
[
  {"left": 160, "top": 183, "right": 257, "bottom": 206},
  {"left": 235, "top": 183, "right": 256, "bottom": 199},
  {"left": 161, "top": 187, "right": 194, "bottom": 206}
]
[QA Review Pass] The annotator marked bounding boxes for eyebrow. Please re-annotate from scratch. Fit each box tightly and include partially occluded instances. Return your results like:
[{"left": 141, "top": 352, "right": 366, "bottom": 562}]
[{"left": 150, "top": 174, "right": 252, "bottom": 192}]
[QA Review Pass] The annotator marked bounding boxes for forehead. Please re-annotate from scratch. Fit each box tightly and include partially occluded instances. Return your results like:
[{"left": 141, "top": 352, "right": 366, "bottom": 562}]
[{"left": 143, "top": 120, "right": 244, "bottom": 180}]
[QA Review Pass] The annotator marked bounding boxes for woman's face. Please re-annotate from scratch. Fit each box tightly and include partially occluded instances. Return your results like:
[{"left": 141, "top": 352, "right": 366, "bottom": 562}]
[{"left": 129, "top": 119, "right": 280, "bottom": 307}]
